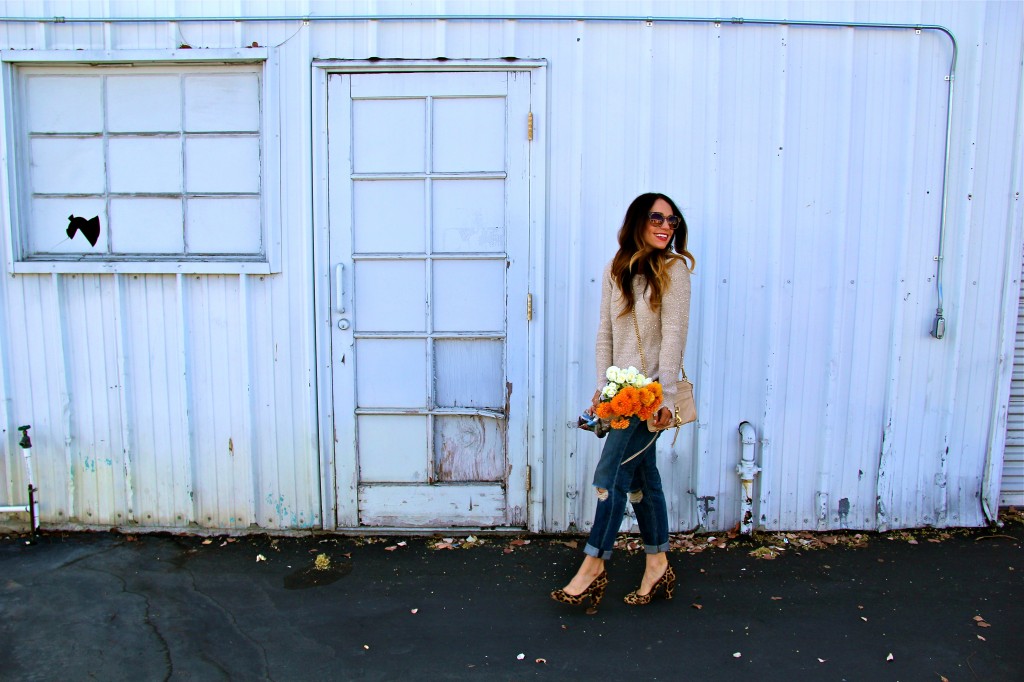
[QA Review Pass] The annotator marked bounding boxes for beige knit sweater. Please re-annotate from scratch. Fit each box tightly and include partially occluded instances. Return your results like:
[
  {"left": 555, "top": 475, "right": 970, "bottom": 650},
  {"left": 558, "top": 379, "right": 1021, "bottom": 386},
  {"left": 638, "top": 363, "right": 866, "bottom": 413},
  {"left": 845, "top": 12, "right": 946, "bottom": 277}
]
[{"left": 595, "top": 257, "right": 691, "bottom": 409}]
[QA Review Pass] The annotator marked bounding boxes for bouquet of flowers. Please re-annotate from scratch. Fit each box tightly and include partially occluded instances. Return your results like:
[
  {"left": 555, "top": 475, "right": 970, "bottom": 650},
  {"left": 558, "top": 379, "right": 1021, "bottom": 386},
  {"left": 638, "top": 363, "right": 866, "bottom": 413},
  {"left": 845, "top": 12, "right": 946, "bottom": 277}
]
[{"left": 594, "top": 366, "right": 664, "bottom": 429}]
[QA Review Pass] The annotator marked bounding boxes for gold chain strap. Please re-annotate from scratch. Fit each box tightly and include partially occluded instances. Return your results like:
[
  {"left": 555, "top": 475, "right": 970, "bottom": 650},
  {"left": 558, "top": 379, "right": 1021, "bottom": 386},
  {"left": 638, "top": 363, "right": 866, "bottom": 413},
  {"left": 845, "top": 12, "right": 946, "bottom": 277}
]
[
  {"left": 631, "top": 309, "right": 647, "bottom": 376},
  {"left": 633, "top": 307, "right": 686, "bottom": 432},
  {"left": 632, "top": 308, "right": 689, "bottom": 380}
]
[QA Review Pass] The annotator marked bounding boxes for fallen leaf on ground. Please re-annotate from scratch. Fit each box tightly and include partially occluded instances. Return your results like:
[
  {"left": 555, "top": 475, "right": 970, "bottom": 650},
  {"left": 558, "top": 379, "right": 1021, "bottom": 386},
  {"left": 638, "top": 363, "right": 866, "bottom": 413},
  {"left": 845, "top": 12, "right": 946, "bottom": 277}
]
[
  {"left": 516, "top": 653, "right": 525, "bottom": 660},
  {"left": 749, "top": 547, "right": 778, "bottom": 559},
  {"left": 977, "top": 621, "right": 991, "bottom": 628},
  {"left": 256, "top": 554, "right": 266, "bottom": 562},
  {"left": 886, "top": 653, "right": 894, "bottom": 661},
  {"left": 410, "top": 609, "right": 418, "bottom": 614},
  {"left": 771, "top": 596, "right": 783, "bottom": 601},
  {"left": 202, "top": 539, "right": 213, "bottom": 545},
  {"left": 535, "top": 658, "right": 547, "bottom": 664},
  {"left": 397, "top": 541, "right": 407, "bottom": 547},
  {"left": 732, "top": 652, "right": 742, "bottom": 658},
  {"left": 691, "top": 603, "right": 703, "bottom": 610},
  {"left": 384, "top": 546, "right": 397, "bottom": 551},
  {"left": 817, "top": 658, "right": 826, "bottom": 663},
  {"left": 363, "top": 645, "right": 369, "bottom": 650},
  {"left": 977, "top": 635, "right": 986, "bottom": 641},
  {"left": 907, "top": 538, "right": 919, "bottom": 545},
  {"left": 861, "top": 617, "right": 868, "bottom": 622}
]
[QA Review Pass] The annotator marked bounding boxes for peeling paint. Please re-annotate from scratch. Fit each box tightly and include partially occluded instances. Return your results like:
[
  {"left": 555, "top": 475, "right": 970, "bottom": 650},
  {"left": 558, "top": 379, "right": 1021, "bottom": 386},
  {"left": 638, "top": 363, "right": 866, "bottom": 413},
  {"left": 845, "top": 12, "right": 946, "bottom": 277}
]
[
  {"left": 838, "top": 497, "right": 850, "bottom": 526},
  {"left": 434, "top": 416, "right": 503, "bottom": 482},
  {"left": 696, "top": 496, "right": 716, "bottom": 528},
  {"left": 266, "top": 493, "right": 291, "bottom": 523}
]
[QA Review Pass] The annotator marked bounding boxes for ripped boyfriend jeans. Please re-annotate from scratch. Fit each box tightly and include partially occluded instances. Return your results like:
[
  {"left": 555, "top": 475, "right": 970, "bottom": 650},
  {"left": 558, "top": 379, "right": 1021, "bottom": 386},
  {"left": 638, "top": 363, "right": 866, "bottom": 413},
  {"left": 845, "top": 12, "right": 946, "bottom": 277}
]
[{"left": 584, "top": 417, "right": 670, "bottom": 560}]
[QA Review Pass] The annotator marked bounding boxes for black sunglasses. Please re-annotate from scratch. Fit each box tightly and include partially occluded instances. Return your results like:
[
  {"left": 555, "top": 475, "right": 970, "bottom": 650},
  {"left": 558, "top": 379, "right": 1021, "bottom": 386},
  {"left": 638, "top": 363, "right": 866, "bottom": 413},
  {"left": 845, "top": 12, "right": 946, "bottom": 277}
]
[{"left": 648, "top": 212, "right": 680, "bottom": 229}]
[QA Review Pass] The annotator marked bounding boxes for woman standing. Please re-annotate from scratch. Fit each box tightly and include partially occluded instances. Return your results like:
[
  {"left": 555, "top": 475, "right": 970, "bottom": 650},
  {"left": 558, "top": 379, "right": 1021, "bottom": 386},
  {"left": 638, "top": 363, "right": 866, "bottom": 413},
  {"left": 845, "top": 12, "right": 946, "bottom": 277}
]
[{"left": 552, "top": 193, "right": 694, "bottom": 609}]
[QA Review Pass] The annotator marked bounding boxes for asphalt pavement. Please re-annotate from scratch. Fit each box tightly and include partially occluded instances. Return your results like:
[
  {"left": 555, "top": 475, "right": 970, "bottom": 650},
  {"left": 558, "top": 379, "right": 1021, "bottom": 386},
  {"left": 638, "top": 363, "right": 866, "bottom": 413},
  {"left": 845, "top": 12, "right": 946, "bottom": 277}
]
[{"left": 1, "top": 517, "right": 1022, "bottom": 681}]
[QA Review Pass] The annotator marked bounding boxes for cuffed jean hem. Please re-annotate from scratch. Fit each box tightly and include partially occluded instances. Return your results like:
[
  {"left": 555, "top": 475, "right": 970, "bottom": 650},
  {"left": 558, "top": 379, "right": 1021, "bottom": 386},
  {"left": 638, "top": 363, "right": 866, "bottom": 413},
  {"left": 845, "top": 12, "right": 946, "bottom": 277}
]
[
  {"left": 644, "top": 541, "right": 671, "bottom": 554},
  {"left": 583, "top": 542, "right": 613, "bottom": 560}
]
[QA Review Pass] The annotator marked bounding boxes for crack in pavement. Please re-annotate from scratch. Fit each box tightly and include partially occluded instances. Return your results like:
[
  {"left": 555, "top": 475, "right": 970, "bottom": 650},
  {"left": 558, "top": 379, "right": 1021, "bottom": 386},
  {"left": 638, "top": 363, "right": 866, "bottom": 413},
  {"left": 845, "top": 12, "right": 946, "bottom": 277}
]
[
  {"left": 79, "top": 563, "right": 173, "bottom": 682},
  {"left": 180, "top": 563, "right": 275, "bottom": 682}
]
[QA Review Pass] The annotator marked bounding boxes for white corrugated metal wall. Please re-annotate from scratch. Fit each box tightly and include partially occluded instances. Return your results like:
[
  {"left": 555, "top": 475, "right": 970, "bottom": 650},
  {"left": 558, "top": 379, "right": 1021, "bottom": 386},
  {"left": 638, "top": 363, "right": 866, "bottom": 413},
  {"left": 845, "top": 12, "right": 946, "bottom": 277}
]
[
  {"left": 0, "top": 1, "right": 1021, "bottom": 533},
  {"left": 1005, "top": 249, "right": 1024, "bottom": 506}
]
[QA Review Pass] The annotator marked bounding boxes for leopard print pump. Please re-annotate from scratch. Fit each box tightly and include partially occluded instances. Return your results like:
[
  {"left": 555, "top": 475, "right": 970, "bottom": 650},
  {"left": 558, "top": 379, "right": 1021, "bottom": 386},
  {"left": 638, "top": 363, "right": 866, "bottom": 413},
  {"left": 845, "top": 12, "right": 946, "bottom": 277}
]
[
  {"left": 550, "top": 570, "right": 608, "bottom": 609},
  {"left": 623, "top": 564, "right": 675, "bottom": 605}
]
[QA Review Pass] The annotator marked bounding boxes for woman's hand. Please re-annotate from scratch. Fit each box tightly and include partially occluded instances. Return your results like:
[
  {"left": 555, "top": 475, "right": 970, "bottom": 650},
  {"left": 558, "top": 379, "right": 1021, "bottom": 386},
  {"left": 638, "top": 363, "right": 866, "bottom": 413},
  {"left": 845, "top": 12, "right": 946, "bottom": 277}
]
[
  {"left": 651, "top": 406, "right": 673, "bottom": 429},
  {"left": 587, "top": 390, "right": 601, "bottom": 415}
]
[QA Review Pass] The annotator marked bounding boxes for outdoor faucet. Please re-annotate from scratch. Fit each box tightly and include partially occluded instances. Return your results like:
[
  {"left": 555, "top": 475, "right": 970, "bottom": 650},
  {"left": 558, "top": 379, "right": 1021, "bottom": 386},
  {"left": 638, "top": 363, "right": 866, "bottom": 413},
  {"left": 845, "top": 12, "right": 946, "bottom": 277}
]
[{"left": 18, "top": 425, "right": 31, "bottom": 449}]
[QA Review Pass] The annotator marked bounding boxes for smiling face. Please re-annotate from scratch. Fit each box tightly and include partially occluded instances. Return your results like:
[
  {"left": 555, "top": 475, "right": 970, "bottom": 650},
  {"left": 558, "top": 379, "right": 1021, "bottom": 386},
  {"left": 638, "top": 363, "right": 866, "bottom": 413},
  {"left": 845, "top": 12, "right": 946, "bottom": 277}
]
[{"left": 642, "top": 197, "right": 676, "bottom": 250}]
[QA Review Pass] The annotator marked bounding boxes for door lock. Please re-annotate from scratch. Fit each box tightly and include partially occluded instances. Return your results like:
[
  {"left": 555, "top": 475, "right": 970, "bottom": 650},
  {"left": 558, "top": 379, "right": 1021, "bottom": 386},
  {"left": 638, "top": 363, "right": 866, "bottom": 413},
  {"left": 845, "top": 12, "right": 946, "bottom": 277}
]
[{"left": 337, "top": 318, "right": 351, "bottom": 330}]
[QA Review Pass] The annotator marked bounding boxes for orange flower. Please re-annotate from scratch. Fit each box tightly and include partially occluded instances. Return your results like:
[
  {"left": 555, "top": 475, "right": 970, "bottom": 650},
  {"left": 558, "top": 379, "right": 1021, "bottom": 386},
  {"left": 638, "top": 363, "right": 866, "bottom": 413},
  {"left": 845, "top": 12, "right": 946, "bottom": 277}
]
[
  {"left": 595, "top": 378, "right": 664, "bottom": 428},
  {"left": 616, "top": 386, "right": 642, "bottom": 415},
  {"left": 650, "top": 382, "right": 663, "bottom": 401},
  {"left": 610, "top": 390, "right": 631, "bottom": 415}
]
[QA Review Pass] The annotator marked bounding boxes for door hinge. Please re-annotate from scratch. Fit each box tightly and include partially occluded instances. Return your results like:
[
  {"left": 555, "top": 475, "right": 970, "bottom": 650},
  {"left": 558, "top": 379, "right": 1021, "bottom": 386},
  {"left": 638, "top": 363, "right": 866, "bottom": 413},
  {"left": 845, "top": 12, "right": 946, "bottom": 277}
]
[
  {"left": 526, "top": 464, "right": 532, "bottom": 492},
  {"left": 527, "top": 112, "right": 534, "bottom": 141},
  {"left": 526, "top": 293, "right": 533, "bottom": 321}
]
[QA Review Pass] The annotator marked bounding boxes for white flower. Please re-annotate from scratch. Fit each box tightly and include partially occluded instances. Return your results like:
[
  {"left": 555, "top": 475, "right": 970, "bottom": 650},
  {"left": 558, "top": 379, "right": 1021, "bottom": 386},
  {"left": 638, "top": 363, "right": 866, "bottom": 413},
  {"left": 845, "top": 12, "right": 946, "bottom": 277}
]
[
  {"left": 601, "top": 385, "right": 617, "bottom": 399},
  {"left": 606, "top": 366, "right": 620, "bottom": 381}
]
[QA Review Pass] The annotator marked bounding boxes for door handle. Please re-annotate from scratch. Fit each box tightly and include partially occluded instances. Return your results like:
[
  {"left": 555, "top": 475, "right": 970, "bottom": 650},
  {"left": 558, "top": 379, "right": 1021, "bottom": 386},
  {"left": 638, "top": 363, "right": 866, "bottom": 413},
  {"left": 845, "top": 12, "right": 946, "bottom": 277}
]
[{"left": 335, "top": 263, "right": 345, "bottom": 314}]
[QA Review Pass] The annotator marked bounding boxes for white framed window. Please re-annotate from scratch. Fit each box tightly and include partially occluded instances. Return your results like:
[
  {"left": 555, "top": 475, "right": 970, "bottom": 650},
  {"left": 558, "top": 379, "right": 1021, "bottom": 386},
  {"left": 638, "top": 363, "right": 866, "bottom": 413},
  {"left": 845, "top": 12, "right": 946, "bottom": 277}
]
[{"left": 1, "top": 49, "right": 279, "bottom": 274}]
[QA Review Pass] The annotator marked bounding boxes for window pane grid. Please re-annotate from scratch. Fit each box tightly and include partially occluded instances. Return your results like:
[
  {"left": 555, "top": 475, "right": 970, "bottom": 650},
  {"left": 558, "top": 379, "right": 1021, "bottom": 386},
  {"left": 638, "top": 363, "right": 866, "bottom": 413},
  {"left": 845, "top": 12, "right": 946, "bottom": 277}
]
[{"left": 19, "top": 64, "right": 263, "bottom": 261}]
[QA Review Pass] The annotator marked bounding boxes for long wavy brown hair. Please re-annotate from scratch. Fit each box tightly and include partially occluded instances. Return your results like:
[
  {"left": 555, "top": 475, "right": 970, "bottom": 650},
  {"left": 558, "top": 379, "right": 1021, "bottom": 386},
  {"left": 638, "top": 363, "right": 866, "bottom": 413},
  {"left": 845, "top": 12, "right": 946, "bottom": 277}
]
[{"left": 610, "top": 192, "right": 695, "bottom": 316}]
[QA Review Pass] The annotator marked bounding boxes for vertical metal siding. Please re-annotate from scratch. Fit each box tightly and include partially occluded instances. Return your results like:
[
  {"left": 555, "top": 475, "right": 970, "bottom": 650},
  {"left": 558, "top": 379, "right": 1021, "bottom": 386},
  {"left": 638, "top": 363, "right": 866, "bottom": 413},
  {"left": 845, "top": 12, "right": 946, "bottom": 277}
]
[
  {"left": 0, "top": 1, "right": 1021, "bottom": 533},
  {"left": 1007, "top": 253, "right": 1024, "bottom": 504},
  {"left": 122, "top": 275, "right": 190, "bottom": 526}
]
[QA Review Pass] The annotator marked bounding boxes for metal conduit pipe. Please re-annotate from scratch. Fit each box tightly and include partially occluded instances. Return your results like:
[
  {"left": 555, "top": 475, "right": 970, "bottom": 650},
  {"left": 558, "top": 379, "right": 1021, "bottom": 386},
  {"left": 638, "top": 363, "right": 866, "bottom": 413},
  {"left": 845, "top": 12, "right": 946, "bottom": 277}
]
[
  {"left": 736, "top": 421, "right": 760, "bottom": 535},
  {"left": 0, "top": 12, "right": 958, "bottom": 336}
]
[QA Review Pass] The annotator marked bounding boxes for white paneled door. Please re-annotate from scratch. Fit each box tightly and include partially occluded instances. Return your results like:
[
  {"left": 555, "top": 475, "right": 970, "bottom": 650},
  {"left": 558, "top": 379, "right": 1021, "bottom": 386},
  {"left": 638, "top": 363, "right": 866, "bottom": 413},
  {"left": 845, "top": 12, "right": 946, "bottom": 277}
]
[{"left": 327, "top": 71, "right": 532, "bottom": 528}]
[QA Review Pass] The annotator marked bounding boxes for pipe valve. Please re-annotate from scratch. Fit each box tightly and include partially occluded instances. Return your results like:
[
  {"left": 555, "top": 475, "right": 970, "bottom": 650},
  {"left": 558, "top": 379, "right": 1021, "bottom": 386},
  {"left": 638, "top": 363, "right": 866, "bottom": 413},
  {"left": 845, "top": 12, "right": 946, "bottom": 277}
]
[{"left": 18, "top": 425, "right": 31, "bottom": 449}]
